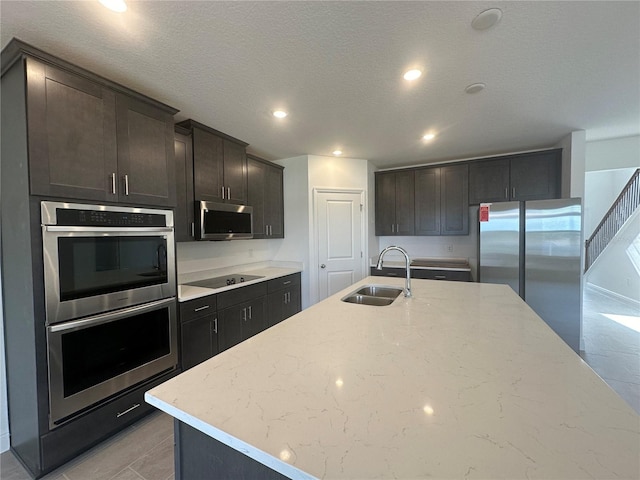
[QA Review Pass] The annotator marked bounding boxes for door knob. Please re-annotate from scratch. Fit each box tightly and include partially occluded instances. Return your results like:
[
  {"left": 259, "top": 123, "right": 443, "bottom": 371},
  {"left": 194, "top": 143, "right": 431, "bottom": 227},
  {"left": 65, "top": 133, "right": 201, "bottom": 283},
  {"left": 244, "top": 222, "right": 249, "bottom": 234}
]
[{"left": 320, "top": 264, "right": 326, "bottom": 269}]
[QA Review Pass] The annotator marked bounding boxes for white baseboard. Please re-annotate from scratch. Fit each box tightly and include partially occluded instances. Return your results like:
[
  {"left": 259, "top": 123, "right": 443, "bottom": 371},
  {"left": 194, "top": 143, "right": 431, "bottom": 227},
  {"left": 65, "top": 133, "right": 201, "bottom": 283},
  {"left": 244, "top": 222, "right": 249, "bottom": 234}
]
[
  {"left": 586, "top": 282, "right": 640, "bottom": 310},
  {"left": 0, "top": 431, "right": 9, "bottom": 453}
]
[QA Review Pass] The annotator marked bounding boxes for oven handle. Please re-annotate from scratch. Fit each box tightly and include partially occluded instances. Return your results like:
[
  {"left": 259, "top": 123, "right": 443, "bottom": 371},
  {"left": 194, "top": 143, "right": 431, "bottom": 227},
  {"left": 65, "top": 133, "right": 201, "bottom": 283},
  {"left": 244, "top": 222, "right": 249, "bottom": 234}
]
[
  {"left": 44, "top": 226, "right": 173, "bottom": 233},
  {"left": 49, "top": 297, "right": 176, "bottom": 333}
]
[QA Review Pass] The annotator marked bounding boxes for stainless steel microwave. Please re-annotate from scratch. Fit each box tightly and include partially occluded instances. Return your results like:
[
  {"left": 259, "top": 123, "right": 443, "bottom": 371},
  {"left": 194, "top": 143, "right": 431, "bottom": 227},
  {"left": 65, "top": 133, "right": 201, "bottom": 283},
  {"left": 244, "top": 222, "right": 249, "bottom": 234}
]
[{"left": 197, "top": 201, "right": 253, "bottom": 240}]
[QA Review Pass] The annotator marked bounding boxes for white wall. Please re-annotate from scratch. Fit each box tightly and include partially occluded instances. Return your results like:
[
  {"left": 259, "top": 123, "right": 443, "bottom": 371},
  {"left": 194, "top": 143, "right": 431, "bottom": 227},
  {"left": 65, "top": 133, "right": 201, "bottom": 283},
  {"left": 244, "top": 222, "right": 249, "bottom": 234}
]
[
  {"left": 273, "top": 155, "right": 372, "bottom": 308},
  {"left": 307, "top": 155, "right": 370, "bottom": 305},
  {"left": 584, "top": 168, "right": 638, "bottom": 237},
  {"left": 584, "top": 135, "right": 640, "bottom": 303},
  {"left": 273, "top": 156, "right": 312, "bottom": 307},
  {"left": 176, "top": 239, "right": 282, "bottom": 279},
  {"left": 586, "top": 135, "right": 640, "bottom": 172}
]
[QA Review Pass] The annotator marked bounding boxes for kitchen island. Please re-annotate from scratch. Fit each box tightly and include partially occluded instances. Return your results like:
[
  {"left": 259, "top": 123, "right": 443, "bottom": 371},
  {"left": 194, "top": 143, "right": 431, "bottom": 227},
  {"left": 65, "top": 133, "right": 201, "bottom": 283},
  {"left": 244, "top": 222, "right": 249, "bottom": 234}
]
[{"left": 145, "top": 277, "right": 639, "bottom": 479}]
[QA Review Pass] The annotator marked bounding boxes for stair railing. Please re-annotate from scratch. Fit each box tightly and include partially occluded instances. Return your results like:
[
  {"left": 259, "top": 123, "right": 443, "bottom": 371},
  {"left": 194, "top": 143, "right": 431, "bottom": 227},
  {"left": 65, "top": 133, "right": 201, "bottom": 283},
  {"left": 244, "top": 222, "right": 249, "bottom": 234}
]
[{"left": 585, "top": 168, "right": 640, "bottom": 272}]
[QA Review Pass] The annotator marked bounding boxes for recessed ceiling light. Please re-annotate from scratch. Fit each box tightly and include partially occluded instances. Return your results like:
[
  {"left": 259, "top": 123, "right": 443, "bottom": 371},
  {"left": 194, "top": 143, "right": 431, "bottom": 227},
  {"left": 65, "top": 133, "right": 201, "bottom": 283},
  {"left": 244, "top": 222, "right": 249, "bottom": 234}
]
[
  {"left": 332, "top": 150, "right": 342, "bottom": 156},
  {"left": 272, "top": 110, "right": 288, "bottom": 118},
  {"left": 422, "top": 133, "right": 436, "bottom": 141},
  {"left": 465, "top": 83, "right": 486, "bottom": 94},
  {"left": 471, "top": 8, "right": 502, "bottom": 30},
  {"left": 99, "top": 0, "right": 127, "bottom": 13},
  {"left": 403, "top": 69, "right": 422, "bottom": 81}
]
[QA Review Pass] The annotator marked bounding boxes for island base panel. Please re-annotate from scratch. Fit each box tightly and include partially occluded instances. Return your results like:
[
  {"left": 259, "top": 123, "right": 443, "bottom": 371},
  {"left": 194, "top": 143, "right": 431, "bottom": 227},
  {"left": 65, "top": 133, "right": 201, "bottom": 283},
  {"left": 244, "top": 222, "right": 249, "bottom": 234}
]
[{"left": 175, "top": 420, "right": 289, "bottom": 480}]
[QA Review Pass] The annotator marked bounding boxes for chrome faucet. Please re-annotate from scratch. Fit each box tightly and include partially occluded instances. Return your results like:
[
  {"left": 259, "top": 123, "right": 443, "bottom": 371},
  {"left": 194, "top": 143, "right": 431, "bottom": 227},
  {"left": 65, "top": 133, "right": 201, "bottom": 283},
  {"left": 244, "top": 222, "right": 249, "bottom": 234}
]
[{"left": 376, "top": 246, "right": 411, "bottom": 297}]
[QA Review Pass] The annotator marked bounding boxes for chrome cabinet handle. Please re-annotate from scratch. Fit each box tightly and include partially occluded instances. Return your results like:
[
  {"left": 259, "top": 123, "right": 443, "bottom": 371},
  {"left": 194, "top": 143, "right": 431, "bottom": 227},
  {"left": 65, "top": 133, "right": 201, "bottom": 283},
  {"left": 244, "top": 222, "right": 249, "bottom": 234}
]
[
  {"left": 512, "top": 187, "right": 516, "bottom": 198},
  {"left": 227, "top": 187, "right": 231, "bottom": 200},
  {"left": 116, "top": 403, "right": 140, "bottom": 418},
  {"left": 504, "top": 187, "right": 508, "bottom": 199},
  {"left": 213, "top": 317, "right": 218, "bottom": 334},
  {"left": 221, "top": 186, "right": 225, "bottom": 199},
  {"left": 283, "top": 281, "right": 291, "bottom": 285},
  {"left": 434, "top": 275, "right": 447, "bottom": 280},
  {"left": 242, "top": 308, "right": 247, "bottom": 321},
  {"left": 111, "top": 173, "right": 117, "bottom": 194},
  {"left": 248, "top": 305, "right": 252, "bottom": 319},
  {"left": 391, "top": 224, "right": 395, "bottom": 233},
  {"left": 194, "top": 305, "right": 210, "bottom": 312},
  {"left": 191, "top": 222, "right": 195, "bottom": 237},
  {"left": 397, "top": 224, "right": 400, "bottom": 233},
  {"left": 124, "top": 174, "right": 129, "bottom": 195}
]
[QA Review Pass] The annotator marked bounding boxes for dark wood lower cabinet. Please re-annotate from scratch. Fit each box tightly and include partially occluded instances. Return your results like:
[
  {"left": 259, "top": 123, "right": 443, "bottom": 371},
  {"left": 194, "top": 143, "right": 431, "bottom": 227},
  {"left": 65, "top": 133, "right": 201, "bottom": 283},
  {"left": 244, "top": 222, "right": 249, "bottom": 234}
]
[
  {"left": 181, "top": 315, "right": 218, "bottom": 370},
  {"left": 175, "top": 420, "right": 288, "bottom": 480},
  {"left": 180, "top": 275, "right": 301, "bottom": 363},
  {"left": 370, "top": 267, "right": 471, "bottom": 282}
]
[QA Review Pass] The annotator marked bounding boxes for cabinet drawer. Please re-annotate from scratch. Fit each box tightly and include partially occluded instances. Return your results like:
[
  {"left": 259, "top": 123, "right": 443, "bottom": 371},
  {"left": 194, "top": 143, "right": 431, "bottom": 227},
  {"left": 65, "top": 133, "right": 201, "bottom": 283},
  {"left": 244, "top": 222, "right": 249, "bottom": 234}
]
[
  {"left": 370, "top": 267, "right": 406, "bottom": 278},
  {"left": 267, "top": 273, "right": 301, "bottom": 293},
  {"left": 217, "top": 282, "right": 267, "bottom": 310},
  {"left": 411, "top": 269, "right": 471, "bottom": 282},
  {"left": 180, "top": 294, "right": 217, "bottom": 323}
]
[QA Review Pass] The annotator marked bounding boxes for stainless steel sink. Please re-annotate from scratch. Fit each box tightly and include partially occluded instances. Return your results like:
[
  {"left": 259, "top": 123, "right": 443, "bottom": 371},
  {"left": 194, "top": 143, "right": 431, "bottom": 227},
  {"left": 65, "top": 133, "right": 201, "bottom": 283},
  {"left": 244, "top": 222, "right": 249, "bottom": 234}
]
[
  {"left": 342, "top": 295, "right": 395, "bottom": 306},
  {"left": 341, "top": 284, "right": 402, "bottom": 306},
  {"left": 355, "top": 286, "right": 403, "bottom": 298}
]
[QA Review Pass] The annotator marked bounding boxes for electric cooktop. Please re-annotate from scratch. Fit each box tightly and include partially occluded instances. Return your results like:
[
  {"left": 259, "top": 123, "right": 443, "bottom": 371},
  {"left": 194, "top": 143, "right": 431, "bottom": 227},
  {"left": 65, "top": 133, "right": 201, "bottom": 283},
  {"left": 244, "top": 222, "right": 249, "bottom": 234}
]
[{"left": 185, "top": 274, "right": 264, "bottom": 289}]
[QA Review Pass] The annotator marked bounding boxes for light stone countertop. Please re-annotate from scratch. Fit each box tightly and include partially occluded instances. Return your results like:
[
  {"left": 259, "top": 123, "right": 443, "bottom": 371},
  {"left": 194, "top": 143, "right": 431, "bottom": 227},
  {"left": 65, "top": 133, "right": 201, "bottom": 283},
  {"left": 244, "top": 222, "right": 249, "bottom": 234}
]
[
  {"left": 146, "top": 276, "right": 639, "bottom": 479},
  {"left": 178, "top": 266, "right": 302, "bottom": 302}
]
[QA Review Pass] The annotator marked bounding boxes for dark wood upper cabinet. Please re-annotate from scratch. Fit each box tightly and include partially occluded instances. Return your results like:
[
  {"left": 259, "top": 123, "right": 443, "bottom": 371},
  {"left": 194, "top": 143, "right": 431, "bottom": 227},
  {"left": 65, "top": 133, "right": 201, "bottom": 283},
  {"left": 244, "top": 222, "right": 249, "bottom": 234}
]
[
  {"left": 468, "top": 158, "right": 510, "bottom": 204},
  {"left": 176, "top": 119, "right": 248, "bottom": 205},
  {"left": 247, "top": 154, "right": 284, "bottom": 239},
  {"left": 174, "top": 126, "right": 194, "bottom": 242},
  {"left": 414, "top": 167, "right": 441, "bottom": 235},
  {"left": 23, "top": 54, "right": 177, "bottom": 207},
  {"left": 115, "top": 94, "right": 176, "bottom": 207},
  {"left": 509, "top": 150, "right": 561, "bottom": 201},
  {"left": 375, "top": 170, "right": 415, "bottom": 235},
  {"left": 440, "top": 164, "right": 469, "bottom": 235},
  {"left": 26, "top": 58, "right": 118, "bottom": 202},
  {"left": 469, "top": 149, "right": 561, "bottom": 204},
  {"left": 414, "top": 164, "right": 468, "bottom": 236}
]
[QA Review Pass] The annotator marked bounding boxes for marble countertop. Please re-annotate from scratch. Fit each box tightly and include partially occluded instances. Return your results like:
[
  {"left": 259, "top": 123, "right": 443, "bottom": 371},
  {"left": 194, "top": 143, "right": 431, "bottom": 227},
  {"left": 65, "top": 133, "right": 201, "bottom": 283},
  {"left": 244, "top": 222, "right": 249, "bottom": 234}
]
[
  {"left": 178, "top": 266, "right": 302, "bottom": 302},
  {"left": 146, "top": 277, "right": 639, "bottom": 479}
]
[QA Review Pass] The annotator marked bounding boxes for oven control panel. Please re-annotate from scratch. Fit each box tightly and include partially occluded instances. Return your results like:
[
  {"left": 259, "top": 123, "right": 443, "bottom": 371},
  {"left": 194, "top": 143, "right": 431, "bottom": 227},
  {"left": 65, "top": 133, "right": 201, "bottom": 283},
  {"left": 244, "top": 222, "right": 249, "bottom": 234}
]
[{"left": 56, "top": 209, "right": 167, "bottom": 227}]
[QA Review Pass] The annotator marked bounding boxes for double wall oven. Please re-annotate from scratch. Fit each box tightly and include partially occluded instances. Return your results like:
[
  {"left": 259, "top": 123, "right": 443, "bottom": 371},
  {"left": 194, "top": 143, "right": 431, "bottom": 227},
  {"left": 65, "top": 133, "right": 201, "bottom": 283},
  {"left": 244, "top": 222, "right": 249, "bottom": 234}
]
[{"left": 41, "top": 201, "right": 178, "bottom": 428}]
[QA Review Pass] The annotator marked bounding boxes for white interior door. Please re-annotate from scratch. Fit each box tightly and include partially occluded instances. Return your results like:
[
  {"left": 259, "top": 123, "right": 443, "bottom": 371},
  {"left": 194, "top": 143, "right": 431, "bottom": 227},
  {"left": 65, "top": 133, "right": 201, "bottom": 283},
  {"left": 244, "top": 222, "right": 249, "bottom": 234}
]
[{"left": 315, "top": 190, "right": 365, "bottom": 301}]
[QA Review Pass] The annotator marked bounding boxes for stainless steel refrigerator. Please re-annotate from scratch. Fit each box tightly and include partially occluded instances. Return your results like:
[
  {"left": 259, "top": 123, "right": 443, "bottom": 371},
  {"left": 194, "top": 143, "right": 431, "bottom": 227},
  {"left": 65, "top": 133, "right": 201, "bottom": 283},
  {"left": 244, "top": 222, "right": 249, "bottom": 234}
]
[{"left": 479, "top": 198, "right": 583, "bottom": 352}]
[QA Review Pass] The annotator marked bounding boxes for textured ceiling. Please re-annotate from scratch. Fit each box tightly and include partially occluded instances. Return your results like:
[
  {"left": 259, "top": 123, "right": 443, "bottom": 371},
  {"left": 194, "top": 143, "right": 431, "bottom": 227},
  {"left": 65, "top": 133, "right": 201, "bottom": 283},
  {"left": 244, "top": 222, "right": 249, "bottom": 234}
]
[{"left": 1, "top": 1, "right": 639, "bottom": 168}]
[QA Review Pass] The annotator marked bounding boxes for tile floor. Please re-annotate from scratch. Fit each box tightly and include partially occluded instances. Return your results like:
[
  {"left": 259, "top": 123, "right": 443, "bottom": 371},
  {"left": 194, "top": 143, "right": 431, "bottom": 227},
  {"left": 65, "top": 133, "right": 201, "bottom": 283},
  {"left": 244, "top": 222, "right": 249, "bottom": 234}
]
[
  {"left": 581, "top": 283, "right": 640, "bottom": 414},
  {"left": 1, "top": 283, "right": 638, "bottom": 480},
  {"left": 0, "top": 411, "right": 174, "bottom": 480}
]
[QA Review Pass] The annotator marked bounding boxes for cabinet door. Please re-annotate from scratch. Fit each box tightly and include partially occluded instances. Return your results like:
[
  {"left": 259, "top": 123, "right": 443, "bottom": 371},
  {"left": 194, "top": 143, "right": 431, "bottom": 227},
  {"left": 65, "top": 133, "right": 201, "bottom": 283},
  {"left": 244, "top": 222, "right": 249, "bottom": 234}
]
[
  {"left": 266, "top": 291, "right": 284, "bottom": 328},
  {"left": 283, "top": 287, "right": 301, "bottom": 320},
  {"left": 222, "top": 140, "right": 247, "bottom": 204},
  {"left": 175, "top": 130, "right": 194, "bottom": 241},
  {"left": 395, "top": 170, "right": 415, "bottom": 235},
  {"left": 440, "top": 164, "right": 469, "bottom": 235},
  {"left": 265, "top": 165, "right": 284, "bottom": 238},
  {"left": 414, "top": 167, "right": 441, "bottom": 235},
  {"left": 26, "top": 58, "right": 118, "bottom": 201},
  {"left": 242, "top": 296, "right": 267, "bottom": 340},
  {"left": 193, "top": 127, "right": 224, "bottom": 202},
  {"left": 375, "top": 172, "right": 396, "bottom": 235},
  {"left": 247, "top": 157, "right": 267, "bottom": 238},
  {"left": 218, "top": 305, "right": 243, "bottom": 353},
  {"left": 468, "top": 158, "right": 510, "bottom": 204},
  {"left": 510, "top": 150, "right": 561, "bottom": 201},
  {"left": 115, "top": 94, "right": 176, "bottom": 207},
  {"left": 181, "top": 316, "right": 214, "bottom": 370}
]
